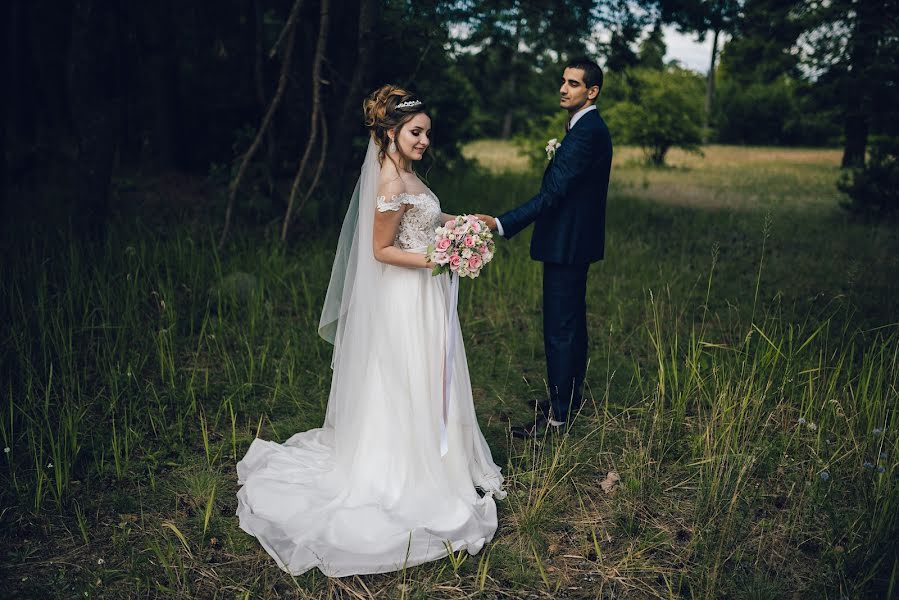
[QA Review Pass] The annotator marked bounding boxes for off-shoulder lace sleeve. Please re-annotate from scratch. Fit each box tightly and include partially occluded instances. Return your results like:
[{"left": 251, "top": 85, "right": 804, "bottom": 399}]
[
  {"left": 376, "top": 178, "right": 408, "bottom": 212},
  {"left": 377, "top": 194, "right": 405, "bottom": 212}
]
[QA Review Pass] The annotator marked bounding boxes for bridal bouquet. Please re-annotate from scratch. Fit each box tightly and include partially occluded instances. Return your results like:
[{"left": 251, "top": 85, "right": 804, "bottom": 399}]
[{"left": 427, "top": 215, "right": 495, "bottom": 278}]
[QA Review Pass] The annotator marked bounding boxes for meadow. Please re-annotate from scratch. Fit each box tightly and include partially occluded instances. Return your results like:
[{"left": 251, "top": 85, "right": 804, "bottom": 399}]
[{"left": 1, "top": 141, "right": 897, "bottom": 599}]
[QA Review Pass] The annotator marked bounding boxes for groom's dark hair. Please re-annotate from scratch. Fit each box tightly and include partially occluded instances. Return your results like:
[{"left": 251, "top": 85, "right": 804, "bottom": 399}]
[{"left": 566, "top": 57, "right": 603, "bottom": 94}]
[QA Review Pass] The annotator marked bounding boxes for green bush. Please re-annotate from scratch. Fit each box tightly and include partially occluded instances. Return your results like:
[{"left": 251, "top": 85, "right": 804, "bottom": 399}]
[
  {"left": 601, "top": 67, "right": 704, "bottom": 166},
  {"left": 716, "top": 76, "right": 796, "bottom": 145},
  {"left": 838, "top": 136, "right": 899, "bottom": 216},
  {"left": 715, "top": 75, "right": 841, "bottom": 146}
]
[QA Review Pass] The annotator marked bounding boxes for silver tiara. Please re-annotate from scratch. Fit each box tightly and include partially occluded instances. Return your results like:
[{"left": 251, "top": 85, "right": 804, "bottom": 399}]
[{"left": 396, "top": 100, "right": 422, "bottom": 109}]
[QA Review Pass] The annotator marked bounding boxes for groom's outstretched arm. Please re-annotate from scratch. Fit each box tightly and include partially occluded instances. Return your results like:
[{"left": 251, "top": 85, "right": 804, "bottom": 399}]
[{"left": 496, "top": 125, "right": 602, "bottom": 239}]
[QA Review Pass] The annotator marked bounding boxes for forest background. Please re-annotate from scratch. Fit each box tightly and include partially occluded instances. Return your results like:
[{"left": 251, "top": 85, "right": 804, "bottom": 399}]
[{"left": 5, "top": 0, "right": 898, "bottom": 230}]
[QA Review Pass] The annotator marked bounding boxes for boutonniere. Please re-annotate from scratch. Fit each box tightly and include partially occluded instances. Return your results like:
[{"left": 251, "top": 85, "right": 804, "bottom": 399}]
[{"left": 545, "top": 138, "right": 561, "bottom": 160}]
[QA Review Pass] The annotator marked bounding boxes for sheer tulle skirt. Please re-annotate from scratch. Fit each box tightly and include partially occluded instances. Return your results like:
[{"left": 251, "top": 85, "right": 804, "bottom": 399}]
[{"left": 236, "top": 265, "right": 505, "bottom": 577}]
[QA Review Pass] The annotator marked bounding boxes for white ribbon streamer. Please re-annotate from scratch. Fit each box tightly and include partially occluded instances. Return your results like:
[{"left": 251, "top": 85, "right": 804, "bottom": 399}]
[{"left": 441, "top": 273, "right": 460, "bottom": 457}]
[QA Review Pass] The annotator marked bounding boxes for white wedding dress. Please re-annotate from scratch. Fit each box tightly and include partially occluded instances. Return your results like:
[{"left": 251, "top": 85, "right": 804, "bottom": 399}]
[{"left": 235, "top": 139, "right": 505, "bottom": 577}]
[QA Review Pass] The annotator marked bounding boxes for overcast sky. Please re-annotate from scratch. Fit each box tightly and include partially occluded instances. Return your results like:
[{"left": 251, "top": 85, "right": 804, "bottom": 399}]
[
  {"left": 663, "top": 26, "right": 716, "bottom": 73},
  {"left": 450, "top": 22, "right": 719, "bottom": 75}
]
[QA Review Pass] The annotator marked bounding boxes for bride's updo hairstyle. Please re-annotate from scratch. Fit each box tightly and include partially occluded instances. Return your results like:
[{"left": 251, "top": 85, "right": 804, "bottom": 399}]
[{"left": 363, "top": 84, "right": 428, "bottom": 164}]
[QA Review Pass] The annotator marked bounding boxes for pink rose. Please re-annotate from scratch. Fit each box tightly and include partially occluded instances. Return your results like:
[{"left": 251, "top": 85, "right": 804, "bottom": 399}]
[
  {"left": 478, "top": 244, "right": 489, "bottom": 254},
  {"left": 467, "top": 254, "right": 482, "bottom": 270},
  {"left": 463, "top": 235, "right": 476, "bottom": 248},
  {"left": 448, "top": 254, "right": 461, "bottom": 270},
  {"left": 435, "top": 237, "right": 451, "bottom": 252},
  {"left": 445, "top": 219, "right": 456, "bottom": 228}
]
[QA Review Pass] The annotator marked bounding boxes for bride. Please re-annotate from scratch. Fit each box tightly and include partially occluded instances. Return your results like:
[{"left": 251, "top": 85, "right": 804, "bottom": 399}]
[{"left": 235, "top": 84, "right": 506, "bottom": 577}]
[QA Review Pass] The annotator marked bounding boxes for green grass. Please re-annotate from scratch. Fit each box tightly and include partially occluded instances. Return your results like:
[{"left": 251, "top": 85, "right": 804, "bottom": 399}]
[{"left": 1, "top": 142, "right": 897, "bottom": 598}]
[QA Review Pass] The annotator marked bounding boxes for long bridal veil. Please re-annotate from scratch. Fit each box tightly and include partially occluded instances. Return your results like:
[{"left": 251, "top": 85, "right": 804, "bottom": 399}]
[
  {"left": 318, "top": 137, "right": 378, "bottom": 348},
  {"left": 316, "top": 137, "right": 384, "bottom": 467}
]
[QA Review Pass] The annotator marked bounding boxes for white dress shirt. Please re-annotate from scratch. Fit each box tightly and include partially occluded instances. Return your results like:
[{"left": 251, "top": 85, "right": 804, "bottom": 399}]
[
  {"left": 567, "top": 104, "right": 596, "bottom": 130},
  {"left": 494, "top": 104, "right": 597, "bottom": 237}
]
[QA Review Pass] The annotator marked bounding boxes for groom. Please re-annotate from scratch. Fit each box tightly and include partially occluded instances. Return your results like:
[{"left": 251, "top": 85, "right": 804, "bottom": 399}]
[{"left": 479, "top": 57, "right": 612, "bottom": 438}]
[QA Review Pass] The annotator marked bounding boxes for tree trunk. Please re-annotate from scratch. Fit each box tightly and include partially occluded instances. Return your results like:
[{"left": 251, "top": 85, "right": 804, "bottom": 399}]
[
  {"left": 1, "top": 1, "right": 12, "bottom": 215},
  {"left": 650, "top": 145, "right": 668, "bottom": 167},
  {"left": 252, "top": 0, "right": 277, "bottom": 194},
  {"left": 500, "top": 19, "right": 521, "bottom": 140},
  {"left": 140, "top": 0, "right": 181, "bottom": 170},
  {"left": 219, "top": 0, "right": 305, "bottom": 249},
  {"left": 68, "top": 0, "right": 122, "bottom": 241},
  {"left": 29, "top": 2, "right": 76, "bottom": 165},
  {"left": 501, "top": 71, "right": 516, "bottom": 140},
  {"left": 331, "top": 0, "right": 379, "bottom": 183},
  {"left": 703, "top": 28, "right": 720, "bottom": 145},
  {"left": 841, "top": 2, "right": 876, "bottom": 168},
  {"left": 841, "top": 109, "right": 868, "bottom": 168},
  {"left": 7, "top": 0, "right": 38, "bottom": 189},
  {"left": 501, "top": 111, "right": 514, "bottom": 140},
  {"left": 281, "top": 0, "right": 330, "bottom": 241}
]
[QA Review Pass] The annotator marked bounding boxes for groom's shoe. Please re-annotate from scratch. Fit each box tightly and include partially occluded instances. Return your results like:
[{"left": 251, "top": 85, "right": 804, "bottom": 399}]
[
  {"left": 510, "top": 413, "right": 566, "bottom": 439},
  {"left": 510, "top": 414, "right": 545, "bottom": 439}
]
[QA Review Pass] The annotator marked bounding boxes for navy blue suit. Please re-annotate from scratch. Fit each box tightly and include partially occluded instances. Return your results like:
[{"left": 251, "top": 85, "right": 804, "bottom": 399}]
[{"left": 498, "top": 109, "right": 612, "bottom": 421}]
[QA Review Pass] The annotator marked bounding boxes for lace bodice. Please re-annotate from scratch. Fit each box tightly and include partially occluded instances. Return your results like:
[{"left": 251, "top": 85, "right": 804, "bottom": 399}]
[{"left": 377, "top": 192, "right": 442, "bottom": 252}]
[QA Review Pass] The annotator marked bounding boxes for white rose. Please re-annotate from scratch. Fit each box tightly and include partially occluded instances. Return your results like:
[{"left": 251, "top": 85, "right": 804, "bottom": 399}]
[{"left": 545, "top": 138, "right": 562, "bottom": 160}]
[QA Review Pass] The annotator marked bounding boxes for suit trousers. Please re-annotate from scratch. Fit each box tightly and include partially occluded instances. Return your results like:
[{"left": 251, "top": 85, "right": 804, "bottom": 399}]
[{"left": 542, "top": 261, "right": 590, "bottom": 422}]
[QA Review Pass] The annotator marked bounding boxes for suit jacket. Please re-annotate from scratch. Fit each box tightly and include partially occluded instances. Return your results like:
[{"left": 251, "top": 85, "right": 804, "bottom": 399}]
[{"left": 498, "top": 109, "right": 612, "bottom": 264}]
